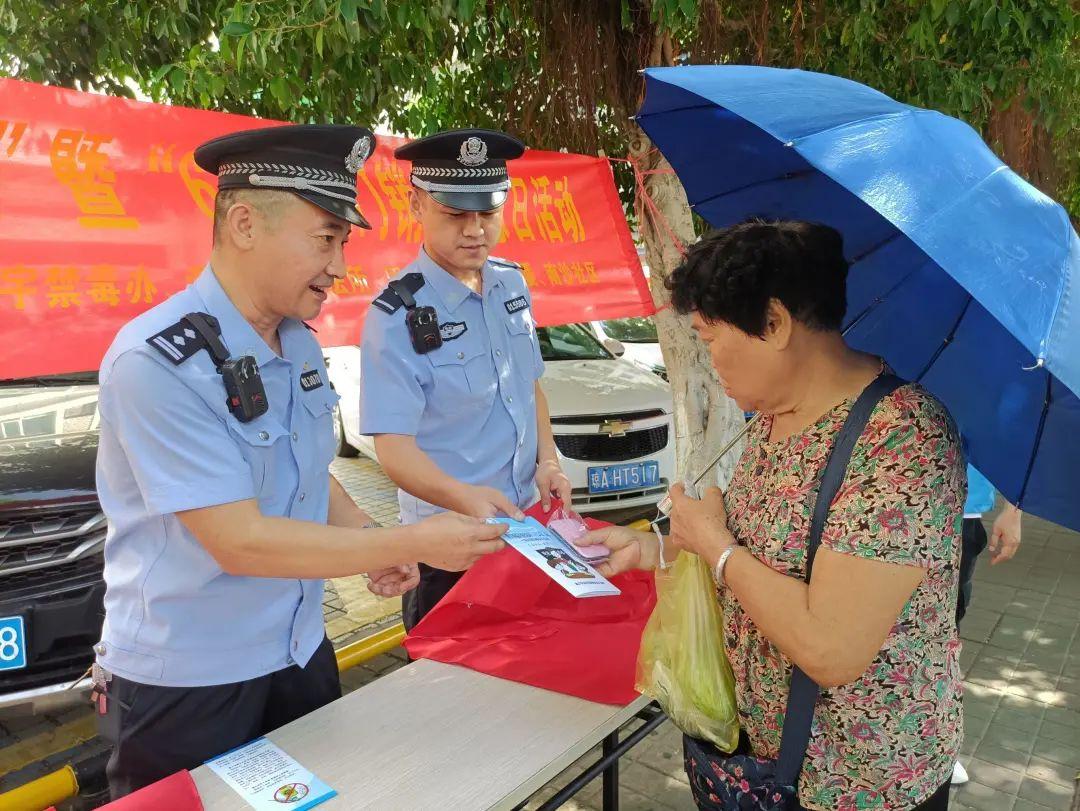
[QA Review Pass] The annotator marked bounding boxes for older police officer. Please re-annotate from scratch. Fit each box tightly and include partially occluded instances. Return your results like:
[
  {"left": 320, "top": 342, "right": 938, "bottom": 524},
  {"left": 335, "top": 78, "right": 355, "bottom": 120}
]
[
  {"left": 94, "top": 124, "right": 505, "bottom": 797},
  {"left": 360, "top": 129, "right": 571, "bottom": 630}
]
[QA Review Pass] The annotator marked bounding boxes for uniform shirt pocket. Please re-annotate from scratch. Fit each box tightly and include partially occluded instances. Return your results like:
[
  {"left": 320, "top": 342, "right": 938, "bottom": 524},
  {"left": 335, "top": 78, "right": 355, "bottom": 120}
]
[
  {"left": 300, "top": 388, "right": 341, "bottom": 474},
  {"left": 225, "top": 416, "right": 291, "bottom": 503},
  {"left": 505, "top": 312, "right": 540, "bottom": 375},
  {"left": 428, "top": 338, "right": 496, "bottom": 402}
]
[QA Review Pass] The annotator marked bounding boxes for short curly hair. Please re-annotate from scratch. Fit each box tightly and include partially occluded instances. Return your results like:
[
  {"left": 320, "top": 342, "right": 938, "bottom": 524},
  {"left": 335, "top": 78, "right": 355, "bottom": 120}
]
[{"left": 667, "top": 220, "right": 848, "bottom": 335}]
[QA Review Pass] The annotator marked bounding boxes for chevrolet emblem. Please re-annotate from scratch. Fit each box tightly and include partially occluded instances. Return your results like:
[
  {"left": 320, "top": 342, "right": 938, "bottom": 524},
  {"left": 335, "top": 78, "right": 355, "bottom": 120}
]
[{"left": 599, "top": 419, "right": 631, "bottom": 437}]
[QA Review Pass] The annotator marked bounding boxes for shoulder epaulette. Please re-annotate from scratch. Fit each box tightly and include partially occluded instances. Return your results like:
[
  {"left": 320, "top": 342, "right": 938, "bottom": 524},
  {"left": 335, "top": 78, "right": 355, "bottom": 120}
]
[
  {"left": 371, "top": 272, "right": 425, "bottom": 315},
  {"left": 487, "top": 255, "right": 522, "bottom": 271},
  {"left": 145, "top": 319, "right": 205, "bottom": 365}
]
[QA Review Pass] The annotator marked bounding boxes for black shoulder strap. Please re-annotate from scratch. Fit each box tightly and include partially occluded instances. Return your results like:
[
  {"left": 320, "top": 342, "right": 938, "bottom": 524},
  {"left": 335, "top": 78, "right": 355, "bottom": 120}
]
[
  {"left": 370, "top": 272, "right": 425, "bottom": 315},
  {"left": 145, "top": 312, "right": 227, "bottom": 367},
  {"left": 774, "top": 373, "right": 905, "bottom": 787}
]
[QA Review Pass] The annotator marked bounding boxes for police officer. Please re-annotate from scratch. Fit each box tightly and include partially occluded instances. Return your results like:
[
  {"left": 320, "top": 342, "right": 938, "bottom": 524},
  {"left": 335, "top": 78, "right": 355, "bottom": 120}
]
[
  {"left": 360, "top": 129, "right": 572, "bottom": 630},
  {"left": 93, "top": 124, "right": 505, "bottom": 798}
]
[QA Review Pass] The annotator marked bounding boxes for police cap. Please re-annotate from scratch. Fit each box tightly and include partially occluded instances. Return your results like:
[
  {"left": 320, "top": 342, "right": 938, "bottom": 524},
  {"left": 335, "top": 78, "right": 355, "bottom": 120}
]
[
  {"left": 194, "top": 124, "right": 376, "bottom": 228},
  {"left": 395, "top": 128, "right": 526, "bottom": 212}
]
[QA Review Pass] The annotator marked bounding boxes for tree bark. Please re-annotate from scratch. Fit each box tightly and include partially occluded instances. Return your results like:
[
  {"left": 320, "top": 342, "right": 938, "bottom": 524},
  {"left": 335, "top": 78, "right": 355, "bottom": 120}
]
[{"left": 628, "top": 130, "right": 746, "bottom": 491}]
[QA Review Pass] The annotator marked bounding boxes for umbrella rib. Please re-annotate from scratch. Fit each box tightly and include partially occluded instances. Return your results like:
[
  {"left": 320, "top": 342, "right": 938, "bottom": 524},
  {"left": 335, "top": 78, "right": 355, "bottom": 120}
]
[
  {"left": 635, "top": 102, "right": 723, "bottom": 120},
  {"left": 689, "top": 169, "right": 818, "bottom": 209},
  {"left": 841, "top": 261, "right": 925, "bottom": 336},
  {"left": 787, "top": 108, "right": 919, "bottom": 146},
  {"left": 1017, "top": 372, "right": 1053, "bottom": 510},
  {"left": 914, "top": 295, "right": 974, "bottom": 383},
  {"left": 850, "top": 231, "right": 904, "bottom": 264}
]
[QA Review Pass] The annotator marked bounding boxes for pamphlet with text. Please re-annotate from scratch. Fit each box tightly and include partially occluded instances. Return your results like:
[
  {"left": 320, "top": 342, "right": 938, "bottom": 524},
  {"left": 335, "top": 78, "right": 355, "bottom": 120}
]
[{"left": 493, "top": 517, "right": 621, "bottom": 598}]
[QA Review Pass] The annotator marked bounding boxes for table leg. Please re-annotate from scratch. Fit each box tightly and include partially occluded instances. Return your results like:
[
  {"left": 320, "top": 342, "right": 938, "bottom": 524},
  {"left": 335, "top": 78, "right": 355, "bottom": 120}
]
[{"left": 602, "top": 731, "right": 619, "bottom": 811}]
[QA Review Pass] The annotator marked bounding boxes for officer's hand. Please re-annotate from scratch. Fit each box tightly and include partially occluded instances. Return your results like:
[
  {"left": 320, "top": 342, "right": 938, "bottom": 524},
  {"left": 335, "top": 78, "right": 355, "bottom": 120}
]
[
  {"left": 413, "top": 512, "right": 508, "bottom": 571},
  {"left": 536, "top": 459, "right": 573, "bottom": 512},
  {"left": 365, "top": 564, "right": 420, "bottom": 598},
  {"left": 454, "top": 485, "right": 525, "bottom": 521}
]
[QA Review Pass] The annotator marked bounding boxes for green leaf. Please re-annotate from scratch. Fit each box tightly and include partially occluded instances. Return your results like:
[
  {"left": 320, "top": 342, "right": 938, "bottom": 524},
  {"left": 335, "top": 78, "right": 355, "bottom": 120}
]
[
  {"left": 221, "top": 21, "right": 254, "bottom": 36},
  {"left": 946, "top": 2, "right": 960, "bottom": 26},
  {"left": 457, "top": 0, "right": 476, "bottom": 20},
  {"left": 167, "top": 66, "right": 185, "bottom": 94},
  {"left": 315, "top": 25, "right": 324, "bottom": 57},
  {"left": 270, "top": 76, "right": 290, "bottom": 105},
  {"left": 150, "top": 62, "right": 173, "bottom": 82},
  {"left": 339, "top": 0, "right": 360, "bottom": 23},
  {"left": 930, "top": 0, "right": 946, "bottom": 21}
]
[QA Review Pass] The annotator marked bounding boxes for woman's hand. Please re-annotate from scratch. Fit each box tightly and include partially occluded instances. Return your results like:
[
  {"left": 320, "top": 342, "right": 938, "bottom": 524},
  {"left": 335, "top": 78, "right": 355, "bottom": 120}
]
[
  {"left": 668, "top": 483, "right": 735, "bottom": 563},
  {"left": 989, "top": 504, "right": 1022, "bottom": 565},
  {"left": 577, "top": 525, "right": 658, "bottom": 577}
]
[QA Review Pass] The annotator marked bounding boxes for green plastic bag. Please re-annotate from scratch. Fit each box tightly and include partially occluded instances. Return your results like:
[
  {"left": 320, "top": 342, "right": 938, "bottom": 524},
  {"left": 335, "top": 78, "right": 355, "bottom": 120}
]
[{"left": 636, "top": 550, "right": 740, "bottom": 751}]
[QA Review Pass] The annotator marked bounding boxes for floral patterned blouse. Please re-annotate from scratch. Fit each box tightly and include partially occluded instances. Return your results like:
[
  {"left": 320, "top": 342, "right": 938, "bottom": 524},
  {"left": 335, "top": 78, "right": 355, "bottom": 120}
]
[{"left": 720, "top": 383, "right": 965, "bottom": 810}]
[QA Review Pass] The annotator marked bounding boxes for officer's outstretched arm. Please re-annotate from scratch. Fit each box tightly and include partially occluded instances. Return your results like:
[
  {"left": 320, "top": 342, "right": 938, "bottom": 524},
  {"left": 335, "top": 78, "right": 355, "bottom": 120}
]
[
  {"left": 176, "top": 498, "right": 505, "bottom": 577},
  {"left": 374, "top": 434, "right": 525, "bottom": 521}
]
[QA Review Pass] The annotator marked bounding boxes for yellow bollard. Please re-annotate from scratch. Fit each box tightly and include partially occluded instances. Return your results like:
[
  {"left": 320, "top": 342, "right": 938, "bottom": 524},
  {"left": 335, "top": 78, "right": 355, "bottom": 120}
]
[
  {"left": 334, "top": 624, "right": 405, "bottom": 673},
  {"left": 0, "top": 764, "right": 78, "bottom": 811}
]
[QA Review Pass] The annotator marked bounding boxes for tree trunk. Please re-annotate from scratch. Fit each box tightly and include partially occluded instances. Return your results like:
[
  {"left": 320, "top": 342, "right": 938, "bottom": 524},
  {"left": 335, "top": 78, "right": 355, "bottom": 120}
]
[
  {"left": 628, "top": 130, "right": 746, "bottom": 491},
  {"left": 987, "top": 90, "right": 1061, "bottom": 199}
]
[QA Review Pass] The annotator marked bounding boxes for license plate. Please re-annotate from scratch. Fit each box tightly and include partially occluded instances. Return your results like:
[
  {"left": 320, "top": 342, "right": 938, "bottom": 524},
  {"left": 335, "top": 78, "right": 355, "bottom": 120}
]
[
  {"left": 587, "top": 461, "right": 661, "bottom": 494},
  {"left": 0, "top": 616, "right": 27, "bottom": 672}
]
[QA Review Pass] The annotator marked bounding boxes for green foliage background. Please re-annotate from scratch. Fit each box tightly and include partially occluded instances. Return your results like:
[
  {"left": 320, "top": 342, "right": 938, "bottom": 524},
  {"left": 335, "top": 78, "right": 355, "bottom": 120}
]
[{"left": 2, "top": 0, "right": 1077, "bottom": 215}]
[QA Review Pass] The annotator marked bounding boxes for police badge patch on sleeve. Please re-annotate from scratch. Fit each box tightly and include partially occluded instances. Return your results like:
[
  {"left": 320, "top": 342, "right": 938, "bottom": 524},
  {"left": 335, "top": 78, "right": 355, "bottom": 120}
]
[
  {"left": 504, "top": 296, "right": 529, "bottom": 314},
  {"left": 439, "top": 321, "right": 468, "bottom": 341},
  {"left": 300, "top": 369, "right": 325, "bottom": 391}
]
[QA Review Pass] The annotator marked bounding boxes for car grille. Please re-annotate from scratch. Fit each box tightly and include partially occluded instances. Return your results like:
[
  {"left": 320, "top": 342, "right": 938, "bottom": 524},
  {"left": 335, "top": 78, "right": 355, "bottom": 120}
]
[
  {"left": 554, "top": 425, "right": 669, "bottom": 462},
  {"left": 0, "top": 504, "right": 106, "bottom": 577},
  {"left": 1, "top": 554, "right": 105, "bottom": 602},
  {"left": 0, "top": 503, "right": 107, "bottom": 695}
]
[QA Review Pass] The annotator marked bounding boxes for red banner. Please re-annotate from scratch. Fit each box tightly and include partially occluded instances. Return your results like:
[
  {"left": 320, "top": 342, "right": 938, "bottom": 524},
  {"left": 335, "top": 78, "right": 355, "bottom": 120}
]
[{"left": 0, "top": 78, "right": 651, "bottom": 380}]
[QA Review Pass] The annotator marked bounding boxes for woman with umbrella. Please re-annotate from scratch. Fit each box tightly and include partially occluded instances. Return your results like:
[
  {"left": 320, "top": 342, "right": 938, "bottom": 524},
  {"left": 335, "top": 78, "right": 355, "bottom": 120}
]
[{"left": 585, "top": 219, "right": 963, "bottom": 810}]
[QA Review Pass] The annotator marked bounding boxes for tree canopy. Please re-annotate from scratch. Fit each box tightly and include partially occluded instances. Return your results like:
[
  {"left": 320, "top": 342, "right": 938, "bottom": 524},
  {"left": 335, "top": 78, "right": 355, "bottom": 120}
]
[{"left": 2, "top": 1, "right": 1077, "bottom": 214}]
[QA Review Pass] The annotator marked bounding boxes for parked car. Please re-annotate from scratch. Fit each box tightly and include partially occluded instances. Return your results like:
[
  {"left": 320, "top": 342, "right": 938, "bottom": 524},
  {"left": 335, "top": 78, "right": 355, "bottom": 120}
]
[
  {"left": 0, "top": 375, "right": 105, "bottom": 712},
  {"left": 588, "top": 317, "right": 666, "bottom": 380},
  {"left": 326, "top": 322, "right": 676, "bottom": 516}
]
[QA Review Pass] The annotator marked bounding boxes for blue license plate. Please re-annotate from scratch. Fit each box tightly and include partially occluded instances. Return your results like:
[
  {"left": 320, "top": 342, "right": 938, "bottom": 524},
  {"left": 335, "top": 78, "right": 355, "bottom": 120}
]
[
  {"left": 0, "top": 616, "right": 27, "bottom": 672},
  {"left": 587, "top": 461, "right": 661, "bottom": 494}
]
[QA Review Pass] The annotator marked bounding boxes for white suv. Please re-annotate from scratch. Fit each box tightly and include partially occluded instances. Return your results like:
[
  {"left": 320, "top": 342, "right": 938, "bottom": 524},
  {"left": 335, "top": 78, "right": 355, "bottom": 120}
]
[{"left": 326, "top": 323, "right": 674, "bottom": 517}]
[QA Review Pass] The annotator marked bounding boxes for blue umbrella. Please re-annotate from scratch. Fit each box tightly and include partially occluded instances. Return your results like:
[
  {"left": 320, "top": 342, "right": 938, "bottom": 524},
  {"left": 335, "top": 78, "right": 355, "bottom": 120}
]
[{"left": 636, "top": 65, "right": 1080, "bottom": 531}]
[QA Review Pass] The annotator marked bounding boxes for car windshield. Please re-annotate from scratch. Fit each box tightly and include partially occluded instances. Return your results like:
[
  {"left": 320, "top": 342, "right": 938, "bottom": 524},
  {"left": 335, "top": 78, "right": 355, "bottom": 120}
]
[
  {"left": 600, "top": 317, "right": 658, "bottom": 344},
  {"left": 538, "top": 324, "right": 612, "bottom": 362}
]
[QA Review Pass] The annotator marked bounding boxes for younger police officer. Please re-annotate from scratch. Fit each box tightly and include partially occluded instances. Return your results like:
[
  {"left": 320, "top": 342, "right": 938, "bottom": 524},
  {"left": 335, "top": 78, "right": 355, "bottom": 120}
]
[
  {"left": 94, "top": 125, "right": 505, "bottom": 798},
  {"left": 360, "top": 129, "right": 572, "bottom": 630}
]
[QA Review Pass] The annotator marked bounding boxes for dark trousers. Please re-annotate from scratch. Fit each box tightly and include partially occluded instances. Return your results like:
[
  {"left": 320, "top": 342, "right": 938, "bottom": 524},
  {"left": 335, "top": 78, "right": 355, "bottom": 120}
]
[
  {"left": 956, "top": 517, "right": 989, "bottom": 626},
  {"left": 99, "top": 635, "right": 341, "bottom": 799},
  {"left": 402, "top": 564, "right": 463, "bottom": 632}
]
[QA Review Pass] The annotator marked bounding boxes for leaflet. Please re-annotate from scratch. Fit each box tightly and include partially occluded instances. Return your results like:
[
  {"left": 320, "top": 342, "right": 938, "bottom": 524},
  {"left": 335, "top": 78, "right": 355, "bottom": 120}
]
[
  {"left": 494, "top": 517, "right": 620, "bottom": 598},
  {"left": 205, "top": 737, "right": 336, "bottom": 811}
]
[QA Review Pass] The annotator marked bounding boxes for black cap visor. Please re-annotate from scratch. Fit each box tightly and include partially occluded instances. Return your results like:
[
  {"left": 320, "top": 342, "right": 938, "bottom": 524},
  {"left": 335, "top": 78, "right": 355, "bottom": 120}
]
[
  {"left": 294, "top": 190, "right": 371, "bottom": 229},
  {"left": 426, "top": 189, "right": 509, "bottom": 213}
]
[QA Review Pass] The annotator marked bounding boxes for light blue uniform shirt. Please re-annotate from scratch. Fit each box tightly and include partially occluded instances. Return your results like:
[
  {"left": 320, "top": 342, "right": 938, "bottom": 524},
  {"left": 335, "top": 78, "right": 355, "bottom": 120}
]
[
  {"left": 94, "top": 268, "right": 339, "bottom": 687},
  {"left": 359, "top": 249, "right": 545, "bottom": 523},
  {"left": 965, "top": 464, "right": 996, "bottom": 517}
]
